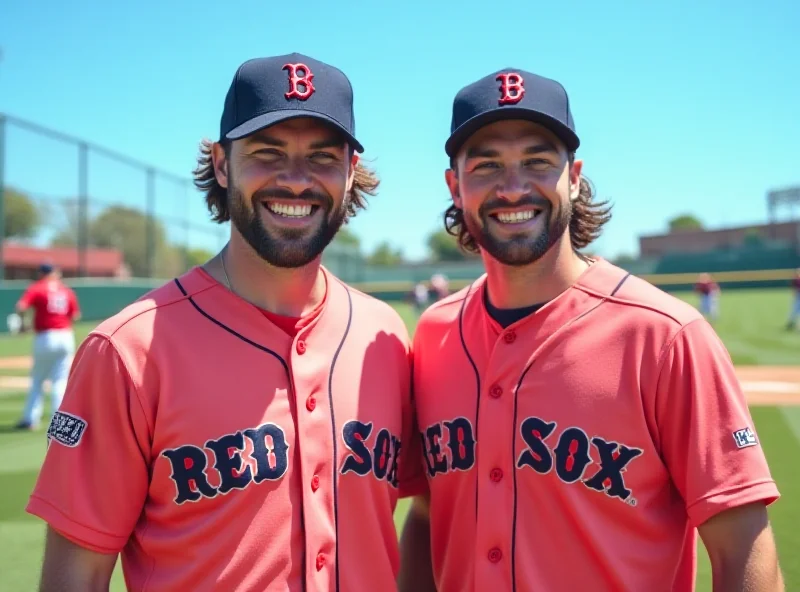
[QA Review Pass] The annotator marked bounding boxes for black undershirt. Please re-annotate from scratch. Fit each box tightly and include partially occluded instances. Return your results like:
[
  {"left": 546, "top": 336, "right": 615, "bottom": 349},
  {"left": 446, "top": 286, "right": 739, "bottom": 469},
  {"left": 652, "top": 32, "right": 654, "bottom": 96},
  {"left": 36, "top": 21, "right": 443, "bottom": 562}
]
[{"left": 483, "top": 287, "right": 546, "bottom": 329}]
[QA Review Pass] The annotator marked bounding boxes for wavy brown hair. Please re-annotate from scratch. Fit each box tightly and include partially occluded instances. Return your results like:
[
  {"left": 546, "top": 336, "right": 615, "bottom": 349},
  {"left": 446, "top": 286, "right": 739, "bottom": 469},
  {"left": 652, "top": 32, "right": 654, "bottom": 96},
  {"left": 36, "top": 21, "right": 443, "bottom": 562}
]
[
  {"left": 444, "top": 154, "right": 612, "bottom": 254},
  {"left": 193, "top": 138, "right": 380, "bottom": 223}
]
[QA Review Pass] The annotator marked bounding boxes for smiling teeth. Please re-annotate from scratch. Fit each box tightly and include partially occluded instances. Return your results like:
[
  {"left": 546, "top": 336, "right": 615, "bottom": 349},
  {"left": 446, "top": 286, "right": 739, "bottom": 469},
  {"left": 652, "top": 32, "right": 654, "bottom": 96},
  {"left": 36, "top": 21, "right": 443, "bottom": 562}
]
[
  {"left": 497, "top": 210, "right": 536, "bottom": 223},
  {"left": 267, "top": 203, "right": 313, "bottom": 217}
]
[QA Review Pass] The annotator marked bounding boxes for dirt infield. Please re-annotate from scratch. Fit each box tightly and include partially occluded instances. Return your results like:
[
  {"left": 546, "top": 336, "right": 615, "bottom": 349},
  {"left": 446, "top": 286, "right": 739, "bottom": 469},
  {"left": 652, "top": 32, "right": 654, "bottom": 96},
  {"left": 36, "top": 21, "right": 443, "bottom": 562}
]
[
  {"left": 0, "top": 356, "right": 798, "bottom": 405},
  {"left": 0, "top": 356, "right": 33, "bottom": 370},
  {"left": 735, "top": 366, "right": 800, "bottom": 406}
]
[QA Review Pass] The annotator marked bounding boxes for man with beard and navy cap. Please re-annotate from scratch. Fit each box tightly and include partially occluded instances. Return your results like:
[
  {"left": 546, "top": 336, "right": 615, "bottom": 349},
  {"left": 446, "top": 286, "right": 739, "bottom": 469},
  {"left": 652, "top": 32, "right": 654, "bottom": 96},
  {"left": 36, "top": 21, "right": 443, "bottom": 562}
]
[
  {"left": 27, "top": 53, "right": 422, "bottom": 592},
  {"left": 397, "top": 67, "right": 784, "bottom": 591}
]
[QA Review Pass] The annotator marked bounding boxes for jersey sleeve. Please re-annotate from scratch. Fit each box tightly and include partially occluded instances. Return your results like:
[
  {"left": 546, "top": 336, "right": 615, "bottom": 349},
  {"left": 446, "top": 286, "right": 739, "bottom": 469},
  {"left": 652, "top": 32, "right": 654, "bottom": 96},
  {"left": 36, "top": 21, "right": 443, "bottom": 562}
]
[
  {"left": 26, "top": 333, "right": 152, "bottom": 554},
  {"left": 654, "top": 319, "right": 779, "bottom": 527},
  {"left": 397, "top": 404, "right": 429, "bottom": 498},
  {"left": 17, "top": 285, "right": 37, "bottom": 309}
]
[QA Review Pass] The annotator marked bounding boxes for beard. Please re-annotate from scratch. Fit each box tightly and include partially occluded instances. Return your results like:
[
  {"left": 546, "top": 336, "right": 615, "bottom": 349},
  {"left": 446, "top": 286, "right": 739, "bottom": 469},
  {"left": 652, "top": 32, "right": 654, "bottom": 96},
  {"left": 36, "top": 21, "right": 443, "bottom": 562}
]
[
  {"left": 463, "top": 195, "right": 572, "bottom": 266},
  {"left": 227, "top": 178, "right": 349, "bottom": 269}
]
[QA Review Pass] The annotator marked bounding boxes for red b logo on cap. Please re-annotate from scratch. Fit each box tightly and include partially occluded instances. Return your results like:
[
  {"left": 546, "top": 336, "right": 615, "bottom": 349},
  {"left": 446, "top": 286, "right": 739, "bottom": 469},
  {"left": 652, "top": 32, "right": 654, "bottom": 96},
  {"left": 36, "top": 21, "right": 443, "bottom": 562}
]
[
  {"left": 283, "top": 63, "right": 315, "bottom": 100},
  {"left": 497, "top": 73, "right": 525, "bottom": 105}
]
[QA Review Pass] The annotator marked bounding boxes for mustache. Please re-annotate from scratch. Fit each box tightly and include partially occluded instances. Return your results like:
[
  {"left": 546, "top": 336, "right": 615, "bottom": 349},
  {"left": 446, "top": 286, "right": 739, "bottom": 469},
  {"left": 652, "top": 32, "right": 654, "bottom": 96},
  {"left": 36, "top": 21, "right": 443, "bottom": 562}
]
[
  {"left": 479, "top": 195, "right": 550, "bottom": 216},
  {"left": 252, "top": 187, "right": 332, "bottom": 206}
]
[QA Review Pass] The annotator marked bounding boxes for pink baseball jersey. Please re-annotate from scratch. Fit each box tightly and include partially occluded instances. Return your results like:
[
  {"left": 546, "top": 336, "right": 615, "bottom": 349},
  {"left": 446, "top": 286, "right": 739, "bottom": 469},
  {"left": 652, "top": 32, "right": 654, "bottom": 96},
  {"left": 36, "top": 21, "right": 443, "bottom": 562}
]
[
  {"left": 27, "top": 265, "right": 420, "bottom": 592},
  {"left": 406, "top": 258, "right": 779, "bottom": 591}
]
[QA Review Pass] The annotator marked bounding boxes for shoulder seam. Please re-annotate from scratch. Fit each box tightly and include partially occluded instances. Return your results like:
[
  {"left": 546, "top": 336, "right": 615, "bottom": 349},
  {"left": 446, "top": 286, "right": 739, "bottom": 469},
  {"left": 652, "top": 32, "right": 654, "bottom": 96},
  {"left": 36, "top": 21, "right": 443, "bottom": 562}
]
[
  {"left": 651, "top": 317, "right": 707, "bottom": 423},
  {"left": 575, "top": 284, "right": 694, "bottom": 327},
  {"left": 96, "top": 280, "right": 215, "bottom": 339},
  {"left": 84, "top": 334, "right": 154, "bottom": 444}
]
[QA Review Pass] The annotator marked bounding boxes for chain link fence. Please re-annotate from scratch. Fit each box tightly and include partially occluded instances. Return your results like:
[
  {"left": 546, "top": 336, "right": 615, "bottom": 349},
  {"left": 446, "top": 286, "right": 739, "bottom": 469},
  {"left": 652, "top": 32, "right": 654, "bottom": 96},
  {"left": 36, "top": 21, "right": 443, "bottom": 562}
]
[{"left": 0, "top": 113, "right": 227, "bottom": 281}]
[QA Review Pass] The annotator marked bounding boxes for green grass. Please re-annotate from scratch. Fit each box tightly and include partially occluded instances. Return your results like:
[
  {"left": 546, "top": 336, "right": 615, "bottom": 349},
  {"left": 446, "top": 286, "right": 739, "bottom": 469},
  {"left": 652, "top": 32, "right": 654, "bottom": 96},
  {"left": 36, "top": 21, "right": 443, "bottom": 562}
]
[
  {"left": 673, "top": 288, "right": 800, "bottom": 365},
  {"left": 0, "top": 291, "right": 797, "bottom": 590},
  {"left": 0, "top": 321, "right": 97, "bottom": 359}
]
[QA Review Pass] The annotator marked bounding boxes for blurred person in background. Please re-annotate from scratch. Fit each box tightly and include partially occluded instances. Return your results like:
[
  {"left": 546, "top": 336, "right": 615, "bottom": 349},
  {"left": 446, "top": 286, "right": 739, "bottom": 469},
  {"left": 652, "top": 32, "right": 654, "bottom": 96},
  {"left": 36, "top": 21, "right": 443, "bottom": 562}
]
[
  {"left": 429, "top": 273, "right": 450, "bottom": 301},
  {"left": 411, "top": 280, "right": 430, "bottom": 315},
  {"left": 787, "top": 267, "right": 800, "bottom": 330},
  {"left": 694, "top": 272, "right": 720, "bottom": 322},
  {"left": 14, "top": 263, "right": 80, "bottom": 431}
]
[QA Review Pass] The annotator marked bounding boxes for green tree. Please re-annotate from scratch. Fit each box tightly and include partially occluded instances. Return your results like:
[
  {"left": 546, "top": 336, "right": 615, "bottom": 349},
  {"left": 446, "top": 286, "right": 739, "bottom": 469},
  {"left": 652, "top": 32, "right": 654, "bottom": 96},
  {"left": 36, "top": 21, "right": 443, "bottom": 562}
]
[
  {"left": 3, "top": 187, "right": 41, "bottom": 239},
  {"left": 743, "top": 227, "right": 764, "bottom": 247},
  {"left": 612, "top": 253, "right": 637, "bottom": 265},
  {"left": 668, "top": 214, "right": 704, "bottom": 232},
  {"left": 333, "top": 227, "right": 361, "bottom": 250},
  {"left": 52, "top": 204, "right": 179, "bottom": 277},
  {"left": 367, "top": 241, "right": 404, "bottom": 266},
  {"left": 427, "top": 229, "right": 470, "bottom": 261},
  {"left": 182, "top": 247, "right": 216, "bottom": 267}
]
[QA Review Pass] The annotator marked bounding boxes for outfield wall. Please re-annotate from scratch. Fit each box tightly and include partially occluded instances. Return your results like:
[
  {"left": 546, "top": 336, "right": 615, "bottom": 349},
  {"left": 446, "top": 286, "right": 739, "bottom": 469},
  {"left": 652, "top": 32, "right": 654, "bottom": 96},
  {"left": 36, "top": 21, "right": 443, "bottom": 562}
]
[
  {"left": 0, "top": 278, "right": 162, "bottom": 332},
  {"left": 0, "top": 268, "right": 796, "bottom": 333}
]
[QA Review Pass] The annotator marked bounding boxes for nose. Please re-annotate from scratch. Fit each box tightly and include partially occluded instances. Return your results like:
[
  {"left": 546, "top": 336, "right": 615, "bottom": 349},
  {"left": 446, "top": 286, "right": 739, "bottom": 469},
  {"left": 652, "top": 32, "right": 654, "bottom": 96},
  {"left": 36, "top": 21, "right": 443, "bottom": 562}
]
[
  {"left": 276, "top": 159, "right": 315, "bottom": 196},
  {"left": 495, "top": 170, "right": 530, "bottom": 203}
]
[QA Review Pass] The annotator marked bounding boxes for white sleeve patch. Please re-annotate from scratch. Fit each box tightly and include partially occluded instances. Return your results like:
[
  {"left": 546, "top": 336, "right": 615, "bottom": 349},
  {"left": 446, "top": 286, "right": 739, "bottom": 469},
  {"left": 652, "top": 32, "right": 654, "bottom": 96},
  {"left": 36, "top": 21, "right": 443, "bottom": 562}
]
[
  {"left": 47, "top": 411, "right": 88, "bottom": 448},
  {"left": 732, "top": 427, "right": 758, "bottom": 449}
]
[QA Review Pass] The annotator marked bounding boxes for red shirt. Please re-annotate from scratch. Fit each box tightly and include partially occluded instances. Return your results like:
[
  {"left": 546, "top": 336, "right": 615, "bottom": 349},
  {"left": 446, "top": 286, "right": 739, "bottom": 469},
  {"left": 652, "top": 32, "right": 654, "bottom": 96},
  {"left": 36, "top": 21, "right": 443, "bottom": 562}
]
[
  {"left": 258, "top": 291, "right": 327, "bottom": 337},
  {"left": 694, "top": 280, "right": 718, "bottom": 295},
  {"left": 793, "top": 277, "right": 800, "bottom": 293},
  {"left": 18, "top": 279, "right": 79, "bottom": 332}
]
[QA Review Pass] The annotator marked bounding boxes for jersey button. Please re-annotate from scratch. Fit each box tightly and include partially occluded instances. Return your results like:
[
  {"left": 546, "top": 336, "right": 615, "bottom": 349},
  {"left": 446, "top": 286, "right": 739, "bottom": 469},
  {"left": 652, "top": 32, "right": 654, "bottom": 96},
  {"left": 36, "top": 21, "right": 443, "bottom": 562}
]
[
  {"left": 489, "top": 385, "right": 503, "bottom": 399},
  {"left": 490, "top": 468, "right": 503, "bottom": 482},
  {"left": 311, "top": 475, "right": 320, "bottom": 491},
  {"left": 306, "top": 396, "right": 316, "bottom": 412},
  {"left": 296, "top": 340, "right": 307, "bottom": 354},
  {"left": 316, "top": 553, "right": 325, "bottom": 570},
  {"left": 488, "top": 547, "right": 503, "bottom": 563},
  {"left": 504, "top": 331, "right": 517, "bottom": 344}
]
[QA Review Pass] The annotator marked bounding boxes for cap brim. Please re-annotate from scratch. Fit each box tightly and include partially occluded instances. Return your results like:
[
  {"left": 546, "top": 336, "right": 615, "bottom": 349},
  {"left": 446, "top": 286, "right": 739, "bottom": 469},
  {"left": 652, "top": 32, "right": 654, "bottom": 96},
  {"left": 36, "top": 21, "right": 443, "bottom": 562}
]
[
  {"left": 445, "top": 108, "right": 580, "bottom": 158},
  {"left": 225, "top": 110, "right": 364, "bottom": 153}
]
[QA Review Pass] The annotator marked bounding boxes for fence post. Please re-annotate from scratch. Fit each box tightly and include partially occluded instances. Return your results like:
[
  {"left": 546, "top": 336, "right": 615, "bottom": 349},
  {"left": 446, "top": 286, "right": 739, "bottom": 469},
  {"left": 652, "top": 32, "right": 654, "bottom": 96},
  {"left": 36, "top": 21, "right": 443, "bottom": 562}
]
[
  {"left": 77, "top": 143, "right": 88, "bottom": 277},
  {"left": 0, "top": 115, "right": 5, "bottom": 282},
  {"left": 146, "top": 168, "right": 155, "bottom": 278}
]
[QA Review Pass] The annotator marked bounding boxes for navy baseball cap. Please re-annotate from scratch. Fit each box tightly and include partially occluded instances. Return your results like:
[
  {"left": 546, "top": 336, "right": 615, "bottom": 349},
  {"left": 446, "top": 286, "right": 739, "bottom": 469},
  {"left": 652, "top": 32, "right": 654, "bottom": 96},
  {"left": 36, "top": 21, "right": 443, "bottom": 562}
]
[
  {"left": 445, "top": 68, "right": 579, "bottom": 158},
  {"left": 219, "top": 53, "right": 364, "bottom": 153}
]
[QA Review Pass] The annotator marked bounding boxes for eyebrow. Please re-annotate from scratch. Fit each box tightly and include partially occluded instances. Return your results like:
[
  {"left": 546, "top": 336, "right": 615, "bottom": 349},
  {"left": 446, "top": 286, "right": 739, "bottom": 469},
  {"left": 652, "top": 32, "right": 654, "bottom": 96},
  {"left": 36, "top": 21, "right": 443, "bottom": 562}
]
[
  {"left": 245, "top": 134, "right": 346, "bottom": 151},
  {"left": 465, "top": 140, "right": 559, "bottom": 160}
]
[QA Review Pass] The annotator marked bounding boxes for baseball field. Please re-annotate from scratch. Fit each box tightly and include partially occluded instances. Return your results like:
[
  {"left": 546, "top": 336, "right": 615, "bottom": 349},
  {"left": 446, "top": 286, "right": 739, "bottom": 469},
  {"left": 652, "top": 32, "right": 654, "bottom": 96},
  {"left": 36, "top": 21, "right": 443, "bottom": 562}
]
[{"left": 1, "top": 287, "right": 798, "bottom": 590}]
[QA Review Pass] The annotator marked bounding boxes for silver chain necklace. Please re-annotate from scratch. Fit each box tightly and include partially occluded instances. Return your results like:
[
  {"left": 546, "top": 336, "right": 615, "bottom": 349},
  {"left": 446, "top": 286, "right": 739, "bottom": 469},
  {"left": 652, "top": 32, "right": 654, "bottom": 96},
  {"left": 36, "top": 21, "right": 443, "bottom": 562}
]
[{"left": 220, "top": 246, "right": 233, "bottom": 292}]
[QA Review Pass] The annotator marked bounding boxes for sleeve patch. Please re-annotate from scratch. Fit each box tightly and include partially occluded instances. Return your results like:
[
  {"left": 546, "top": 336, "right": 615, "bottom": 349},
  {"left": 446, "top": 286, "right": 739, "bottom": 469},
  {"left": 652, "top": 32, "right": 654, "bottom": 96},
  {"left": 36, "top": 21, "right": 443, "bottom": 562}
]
[
  {"left": 47, "top": 411, "right": 88, "bottom": 448},
  {"left": 732, "top": 427, "right": 758, "bottom": 449}
]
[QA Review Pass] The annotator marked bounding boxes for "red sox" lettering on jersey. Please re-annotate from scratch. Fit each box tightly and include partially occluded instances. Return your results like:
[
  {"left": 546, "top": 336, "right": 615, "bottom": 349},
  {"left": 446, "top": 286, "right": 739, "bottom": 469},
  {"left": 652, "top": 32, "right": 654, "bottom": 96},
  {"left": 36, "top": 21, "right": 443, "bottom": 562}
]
[
  {"left": 162, "top": 420, "right": 402, "bottom": 505},
  {"left": 422, "top": 415, "right": 644, "bottom": 503}
]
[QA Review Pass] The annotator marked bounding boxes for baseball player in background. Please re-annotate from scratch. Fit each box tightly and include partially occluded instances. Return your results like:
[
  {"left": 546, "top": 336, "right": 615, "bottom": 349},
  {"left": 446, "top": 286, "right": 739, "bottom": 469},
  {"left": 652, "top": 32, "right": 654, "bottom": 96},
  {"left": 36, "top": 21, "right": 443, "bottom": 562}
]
[
  {"left": 398, "top": 68, "right": 784, "bottom": 591},
  {"left": 694, "top": 272, "right": 721, "bottom": 322},
  {"left": 13, "top": 263, "right": 80, "bottom": 431},
  {"left": 786, "top": 267, "right": 800, "bottom": 330},
  {"left": 429, "top": 273, "right": 450, "bottom": 301},
  {"left": 27, "top": 53, "right": 421, "bottom": 592},
  {"left": 411, "top": 281, "right": 430, "bottom": 315}
]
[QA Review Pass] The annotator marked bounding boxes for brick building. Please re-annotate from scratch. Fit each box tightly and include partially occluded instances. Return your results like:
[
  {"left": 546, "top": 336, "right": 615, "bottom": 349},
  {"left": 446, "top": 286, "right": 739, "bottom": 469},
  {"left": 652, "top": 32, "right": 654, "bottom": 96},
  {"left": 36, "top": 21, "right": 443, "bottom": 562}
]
[
  {"left": 638, "top": 221, "right": 800, "bottom": 258},
  {"left": 1, "top": 243, "right": 129, "bottom": 280}
]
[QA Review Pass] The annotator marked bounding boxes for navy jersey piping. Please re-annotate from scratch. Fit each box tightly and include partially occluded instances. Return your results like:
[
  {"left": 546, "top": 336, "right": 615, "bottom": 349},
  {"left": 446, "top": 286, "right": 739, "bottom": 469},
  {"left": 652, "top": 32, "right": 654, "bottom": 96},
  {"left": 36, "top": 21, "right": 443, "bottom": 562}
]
[
  {"left": 174, "top": 278, "right": 289, "bottom": 372},
  {"left": 457, "top": 281, "right": 481, "bottom": 521},
  {"left": 329, "top": 279, "right": 353, "bottom": 592},
  {"left": 174, "top": 278, "right": 308, "bottom": 592}
]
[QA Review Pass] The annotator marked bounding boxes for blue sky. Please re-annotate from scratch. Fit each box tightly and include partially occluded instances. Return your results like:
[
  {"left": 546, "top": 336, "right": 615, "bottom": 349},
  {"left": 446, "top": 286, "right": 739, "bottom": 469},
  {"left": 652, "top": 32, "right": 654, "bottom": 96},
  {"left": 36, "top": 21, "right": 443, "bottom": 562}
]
[{"left": 1, "top": 0, "right": 798, "bottom": 261}]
